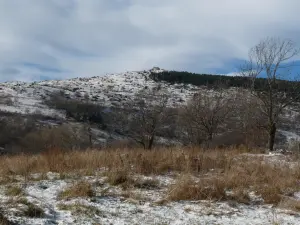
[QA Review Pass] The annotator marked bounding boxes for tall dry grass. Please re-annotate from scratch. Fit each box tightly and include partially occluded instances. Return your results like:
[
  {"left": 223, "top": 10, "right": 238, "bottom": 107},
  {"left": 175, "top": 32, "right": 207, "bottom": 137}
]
[
  {"left": 168, "top": 156, "right": 300, "bottom": 204},
  {"left": 0, "top": 147, "right": 245, "bottom": 177},
  {"left": 0, "top": 146, "right": 299, "bottom": 205}
]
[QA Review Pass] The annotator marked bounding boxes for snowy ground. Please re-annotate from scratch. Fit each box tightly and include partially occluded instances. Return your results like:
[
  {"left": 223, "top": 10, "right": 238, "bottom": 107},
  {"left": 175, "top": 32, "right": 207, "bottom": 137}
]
[{"left": 0, "top": 170, "right": 299, "bottom": 225}]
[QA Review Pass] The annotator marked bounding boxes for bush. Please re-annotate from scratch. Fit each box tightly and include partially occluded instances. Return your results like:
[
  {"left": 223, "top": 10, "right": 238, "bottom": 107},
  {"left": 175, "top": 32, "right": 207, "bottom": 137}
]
[
  {"left": 0, "top": 113, "right": 36, "bottom": 151},
  {"left": 19, "top": 124, "right": 90, "bottom": 153},
  {"left": 45, "top": 93, "right": 104, "bottom": 124}
]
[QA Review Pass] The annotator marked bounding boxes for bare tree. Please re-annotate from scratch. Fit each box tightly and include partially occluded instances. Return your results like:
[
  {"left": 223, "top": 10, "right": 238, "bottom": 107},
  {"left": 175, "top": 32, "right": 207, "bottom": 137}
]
[
  {"left": 234, "top": 89, "right": 268, "bottom": 148},
  {"left": 241, "top": 37, "right": 300, "bottom": 151},
  {"left": 180, "top": 88, "right": 236, "bottom": 147},
  {"left": 109, "top": 86, "right": 172, "bottom": 150}
]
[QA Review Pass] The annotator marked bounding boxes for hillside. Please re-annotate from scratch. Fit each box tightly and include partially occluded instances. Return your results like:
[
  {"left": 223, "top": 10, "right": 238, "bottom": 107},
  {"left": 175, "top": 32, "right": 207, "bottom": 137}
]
[
  {"left": 0, "top": 68, "right": 194, "bottom": 116},
  {"left": 0, "top": 67, "right": 299, "bottom": 151}
]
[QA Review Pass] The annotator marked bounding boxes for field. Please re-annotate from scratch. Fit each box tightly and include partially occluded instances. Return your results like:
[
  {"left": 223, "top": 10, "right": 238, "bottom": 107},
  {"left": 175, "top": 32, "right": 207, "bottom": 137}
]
[{"left": 0, "top": 147, "right": 299, "bottom": 224}]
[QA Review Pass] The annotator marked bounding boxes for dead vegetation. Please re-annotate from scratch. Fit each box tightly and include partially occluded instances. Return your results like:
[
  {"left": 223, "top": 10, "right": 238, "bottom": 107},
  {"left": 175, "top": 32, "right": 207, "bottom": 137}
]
[
  {"left": 57, "top": 202, "right": 103, "bottom": 217},
  {"left": 168, "top": 157, "right": 300, "bottom": 205},
  {"left": 0, "top": 147, "right": 299, "bottom": 208},
  {"left": 0, "top": 147, "right": 244, "bottom": 177},
  {"left": 5, "top": 185, "right": 24, "bottom": 197},
  {"left": 22, "top": 200, "right": 44, "bottom": 218},
  {"left": 58, "top": 181, "right": 95, "bottom": 200},
  {"left": 5, "top": 197, "right": 45, "bottom": 218}
]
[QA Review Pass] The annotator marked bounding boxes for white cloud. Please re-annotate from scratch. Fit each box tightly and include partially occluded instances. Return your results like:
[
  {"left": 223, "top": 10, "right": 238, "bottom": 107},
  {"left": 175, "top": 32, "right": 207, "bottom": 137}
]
[
  {"left": 224, "top": 72, "right": 241, "bottom": 77},
  {"left": 0, "top": 0, "right": 299, "bottom": 81}
]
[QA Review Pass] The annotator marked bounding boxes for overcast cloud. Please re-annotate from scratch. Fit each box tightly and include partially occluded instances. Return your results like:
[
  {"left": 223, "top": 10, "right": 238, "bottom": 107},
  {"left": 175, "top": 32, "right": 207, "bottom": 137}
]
[{"left": 0, "top": 0, "right": 299, "bottom": 81}]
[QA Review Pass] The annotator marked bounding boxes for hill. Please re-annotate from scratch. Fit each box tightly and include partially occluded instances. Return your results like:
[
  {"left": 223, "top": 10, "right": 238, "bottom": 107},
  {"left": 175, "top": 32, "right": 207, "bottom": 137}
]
[{"left": 0, "top": 67, "right": 299, "bottom": 152}]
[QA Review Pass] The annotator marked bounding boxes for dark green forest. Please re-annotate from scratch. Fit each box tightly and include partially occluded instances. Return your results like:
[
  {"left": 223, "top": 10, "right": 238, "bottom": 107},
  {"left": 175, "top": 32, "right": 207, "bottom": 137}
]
[{"left": 149, "top": 71, "right": 300, "bottom": 99}]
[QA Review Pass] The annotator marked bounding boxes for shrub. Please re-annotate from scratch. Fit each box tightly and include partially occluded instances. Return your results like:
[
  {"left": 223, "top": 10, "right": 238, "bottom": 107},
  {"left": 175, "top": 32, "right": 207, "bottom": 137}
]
[
  {"left": 19, "top": 124, "right": 90, "bottom": 153},
  {"left": 0, "top": 113, "right": 36, "bottom": 152},
  {"left": 45, "top": 93, "right": 104, "bottom": 124}
]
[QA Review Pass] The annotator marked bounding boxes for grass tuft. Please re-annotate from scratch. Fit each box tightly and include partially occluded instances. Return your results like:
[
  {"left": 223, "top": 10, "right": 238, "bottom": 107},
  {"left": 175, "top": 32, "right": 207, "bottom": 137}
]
[
  {"left": 5, "top": 185, "right": 24, "bottom": 197},
  {"left": 16, "top": 198, "right": 44, "bottom": 218},
  {"left": 105, "top": 169, "right": 132, "bottom": 189},
  {"left": 58, "top": 181, "right": 95, "bottom": 199},
  {"left": 133, "top": 178, "right": 160, "bottom": 190}
]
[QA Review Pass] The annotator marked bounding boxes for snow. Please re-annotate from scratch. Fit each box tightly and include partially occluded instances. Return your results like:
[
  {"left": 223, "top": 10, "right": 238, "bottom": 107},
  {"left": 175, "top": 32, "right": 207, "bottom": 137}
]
[
  {"left": 279, "top": 130, "right": 300, "bottom": 142},
  {"left": 0, "top": 68, "right": 300, "bottom": 148},
  {"left": 0, "top": 172, "right": 299, "bottom": 225},
  {"left": 0, "top": 69, "right": 198, "bottom": 119}
]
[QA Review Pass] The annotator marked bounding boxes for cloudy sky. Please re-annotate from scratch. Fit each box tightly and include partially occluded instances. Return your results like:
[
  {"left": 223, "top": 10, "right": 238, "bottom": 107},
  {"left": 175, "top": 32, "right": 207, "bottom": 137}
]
[{"left": 0, "top": 0, "right": 299, "bottom": 81}]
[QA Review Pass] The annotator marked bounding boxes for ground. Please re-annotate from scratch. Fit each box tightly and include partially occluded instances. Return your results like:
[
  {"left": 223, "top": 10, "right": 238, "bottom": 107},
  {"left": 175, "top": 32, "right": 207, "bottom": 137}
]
[{"left": 0, "top": 167, "right": 299, "bottom": 224}]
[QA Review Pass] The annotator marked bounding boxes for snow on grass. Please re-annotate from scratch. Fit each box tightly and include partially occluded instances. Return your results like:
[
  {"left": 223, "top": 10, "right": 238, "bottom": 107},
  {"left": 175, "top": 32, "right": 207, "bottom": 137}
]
[{"left": 0, "top": 171, "right": 299, "bottom": 225}]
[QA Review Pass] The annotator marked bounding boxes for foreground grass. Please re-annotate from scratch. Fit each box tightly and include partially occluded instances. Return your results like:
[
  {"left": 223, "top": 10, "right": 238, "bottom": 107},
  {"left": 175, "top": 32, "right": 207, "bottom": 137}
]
[
  {"left": 168, "top": 160, "right": 300, "bottom": 204},
  {"left": 0, "top": 147, "right": 299, "bottom": 206}
]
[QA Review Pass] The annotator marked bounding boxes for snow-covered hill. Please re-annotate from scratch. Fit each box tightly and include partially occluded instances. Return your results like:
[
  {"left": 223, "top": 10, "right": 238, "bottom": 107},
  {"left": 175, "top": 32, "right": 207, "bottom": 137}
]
[
  {"left": 0, "top": 67, "right": 300, "bottom": 149},
  {"left": 0, "top": 67, "right": 199, "bottom": 118}
]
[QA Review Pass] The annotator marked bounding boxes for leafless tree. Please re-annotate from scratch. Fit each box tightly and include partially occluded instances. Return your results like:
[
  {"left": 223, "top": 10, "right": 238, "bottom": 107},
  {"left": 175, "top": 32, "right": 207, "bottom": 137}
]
[
  {"left": 234, "top": 89, "right": 268, "bottom": 148},
  {"left": 241, "top": 37, "right": 300, "bottom": 151},
  {"left": 109, "top": 86, "right": 172, "bottom": 150},
  {"left": 180, "top": 88, "right": 236, "bottom": 147}
]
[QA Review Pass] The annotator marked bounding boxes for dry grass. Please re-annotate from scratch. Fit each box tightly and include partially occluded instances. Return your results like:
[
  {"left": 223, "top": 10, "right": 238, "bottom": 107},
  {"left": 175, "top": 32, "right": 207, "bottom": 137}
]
[
  {"left": 168, "top": 175, "right": 227, "bottom": 201},
  {"left": 278, "top": 197, "right": 300, "bottom": 212},
  {"left": 133, "top": 177, "right": 160, "bottom": 190},
  {"left": 23, "top": 202, "right": 44, "bottom": 218},
  {"left": 57, "top": 202, "right": 103, "bottom": 217},
  {"left": 105, "top": 169, "right": 132, "bottom": 188},
  {"left": 5, "top": 185, "right": 24, "bottom": 197},
  {"left": 0, "top": 147, "right": 298, "bottom": 207},
  {"left": 58, "top": 181, "right": 95, "bottom": 200},
  {"left": 105, "top": 169, "right": 160, "bottom": 190},
  {"left": 13, "top": 198, "right": 44, "bottom": 218},
  {"left": 168, "top": 158, "right": 300, "bottom": 205},
  {"left": 0, "top": 147, "right": 243, "bottom": 177}
]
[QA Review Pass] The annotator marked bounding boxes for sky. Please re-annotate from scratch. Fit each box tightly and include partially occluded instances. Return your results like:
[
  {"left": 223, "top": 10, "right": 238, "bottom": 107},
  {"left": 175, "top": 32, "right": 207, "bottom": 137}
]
[{"left": 0, "top": 0, "right": 300, "bottom": 82}]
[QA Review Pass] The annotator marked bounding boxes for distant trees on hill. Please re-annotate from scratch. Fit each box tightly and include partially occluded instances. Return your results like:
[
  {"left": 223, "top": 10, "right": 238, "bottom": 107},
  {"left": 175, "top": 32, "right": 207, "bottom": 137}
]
[{"left": 149, "top": 71, "right": 300, "bottom": 100}]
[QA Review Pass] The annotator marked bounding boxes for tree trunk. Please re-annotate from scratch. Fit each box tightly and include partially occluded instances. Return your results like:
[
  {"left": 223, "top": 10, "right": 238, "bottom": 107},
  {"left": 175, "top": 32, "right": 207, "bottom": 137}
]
[
  {"left": 147, "top": 135, "right": 155, "bottom": 150},
  {"left": 88, "top": 126, "right": 92, "bottom": 147},
  {"left": 205, "top": 133, "right": 213, "bottom": 149},
  {"left": 268, "top": 123, "right": 276, "bottom": 152}
]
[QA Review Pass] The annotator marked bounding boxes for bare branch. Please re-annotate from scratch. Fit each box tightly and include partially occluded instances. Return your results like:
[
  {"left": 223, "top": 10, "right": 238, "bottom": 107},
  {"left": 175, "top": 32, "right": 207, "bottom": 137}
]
[{"left": 240, "top": 37, "right": 300, "bottom": 151}]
